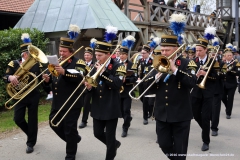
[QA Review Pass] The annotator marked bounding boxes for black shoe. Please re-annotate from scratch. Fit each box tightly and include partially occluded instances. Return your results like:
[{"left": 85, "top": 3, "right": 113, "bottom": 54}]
[
  {"left": 79, "top": 122, "right": 87, "bottom": 128},
  {"left": 143, "top": 119, "right": 148, "bottom": 125},
  {"left": 77, "top": 135, "right": 82, "bottom": 143},
  {"left": 114, "top": 140, "right": 121, "bottom": 157},
  {"left": 201, "top": 143, "right": 209, "bottom": 151},
  {"left": 212, "top": 131, "right": 218, "bottom": 136},
  {"left": 121, "top": 130, "right": 127, "bottom": 138},
  {"left": 226, "top": 115, "right": 231, "bottom": 119},
  {"left": 26, "top": 146, "right": 34, "bottom": 154},
  {"left": 148, "top": 114, "right": 151, "bottom": 118}
]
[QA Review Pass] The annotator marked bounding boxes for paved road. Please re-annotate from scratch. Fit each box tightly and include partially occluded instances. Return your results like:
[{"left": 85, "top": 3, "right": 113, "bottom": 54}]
[{"left": 0, "top": 92, "right": 240, "bottom": 160}]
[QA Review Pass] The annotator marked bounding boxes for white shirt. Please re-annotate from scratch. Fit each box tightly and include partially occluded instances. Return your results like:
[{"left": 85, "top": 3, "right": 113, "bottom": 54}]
[
  {"left": 86, "top": 60, "right": 92, "bottom": 66},
  {"left": 199, "top": 55, "right": 207, "bottom": 65}
]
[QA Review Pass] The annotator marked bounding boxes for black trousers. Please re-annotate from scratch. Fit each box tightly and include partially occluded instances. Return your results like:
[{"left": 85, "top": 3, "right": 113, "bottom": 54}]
[
  {"left": 222, "top": 86, "right": 237, "bottom": 116},
  {"left": 143, "top": 97, "right": 153, "bottom": 120},
  {"left": 120, "top": 97, "right": 132, "bottom": 131},
  {"left": 93, "top": 118, "right": 119, "bottom": 160},
  {"left": 156, "top": 120, "right": 191, "bottom": 160},
  {"left": 192, "top": 96, "right": 212, "bottom": 145},
  {"left": 211, "top": 94, "right": 222, "bottom": 131},
  {"left": 14, "top": 94, "right": 39, "bottom": 147},
  {"left": 81, "top": 93, "right": 91, "bottom": 123},
  {"left": 49, "top": 108, "right": 81, "bottom": 159}
]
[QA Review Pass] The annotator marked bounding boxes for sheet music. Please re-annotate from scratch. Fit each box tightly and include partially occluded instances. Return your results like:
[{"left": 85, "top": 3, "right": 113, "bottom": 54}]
[
  {"left": 67, "top": 69, "right": 80, "bottom": 74},
  {"left": 47, "top": 55, "right": 59, "bottom": 65}
]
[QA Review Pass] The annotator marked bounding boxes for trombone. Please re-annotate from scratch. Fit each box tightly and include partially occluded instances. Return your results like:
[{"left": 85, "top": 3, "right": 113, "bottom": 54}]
[
  {"left": 5, "top": 46, "right": 83, "bottom": 109},
  {"left": 197, "top": 45, "right": 220, "bottom": 89},
  {"left": 50, "top": 62, "right": 96, "bottom": 127},
  {"left": 129, "top": 43, "right": 186, "bottom": 100}
]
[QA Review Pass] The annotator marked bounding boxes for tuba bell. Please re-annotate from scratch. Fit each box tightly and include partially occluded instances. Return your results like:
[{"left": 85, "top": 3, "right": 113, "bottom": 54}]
[{"left": 6, "top": 45, "right": 48, "bottom": 99}]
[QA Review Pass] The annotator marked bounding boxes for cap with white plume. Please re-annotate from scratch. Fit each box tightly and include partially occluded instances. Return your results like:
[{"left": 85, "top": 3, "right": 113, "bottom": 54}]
[
  {"left": 20, "top": 33, "right": 32, "bottom": 52},
  {"left": 120, "top": 35, "right": 136, "bottom": 54}
]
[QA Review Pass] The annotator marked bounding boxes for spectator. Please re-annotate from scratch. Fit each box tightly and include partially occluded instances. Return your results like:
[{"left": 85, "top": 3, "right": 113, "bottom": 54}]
[
  {"left": 167, "top": 0, "right": 177, "bottom": 8},
  {"left": 177, "top": 0, "right": 189, "bottom": 11},
  {"left": 153, "top": 0, "right": 166, "bottom": 10}
]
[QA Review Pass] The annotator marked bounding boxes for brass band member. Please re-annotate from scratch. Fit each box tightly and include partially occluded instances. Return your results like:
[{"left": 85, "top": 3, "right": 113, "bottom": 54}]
[
  {"left": 152, "top": 35, "right": 197, "bottom": 160},
  {"left": 118, "top": 40, "right": 137, "bottom": 137},
  {"left": 3, "top": 33, "right": 43, "bottom": 153},
  {"left": 221, "top": 43, "right": 240, "bottom": 119},
  {"left": 79, "top": 47, "right": 94, "bottom": 129},
  {"left": 191, "top": 37, "right": 219, "bottom": 151},
  {"left": 85, "top": 40, "right": 126, "bottom": 160},
  {"left": 137, "top": 45, "right": 153, "bottom": 125},
  {"left": 43, "top": 25, "right": 87, "bottom": 160}
]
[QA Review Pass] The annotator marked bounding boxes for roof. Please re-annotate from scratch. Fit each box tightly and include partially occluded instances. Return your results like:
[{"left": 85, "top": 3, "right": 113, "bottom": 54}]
[
  {"left": 14, "top": 0, "right": 139, "bottom": 32},
  {"left": 0, "top": 0, "right": 34, "bottom": 13}
]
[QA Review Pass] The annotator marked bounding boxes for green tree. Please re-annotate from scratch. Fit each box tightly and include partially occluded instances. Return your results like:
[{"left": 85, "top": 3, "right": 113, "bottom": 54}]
[{"left": 0, "top": 28, "right": 49, "bottom": 109}]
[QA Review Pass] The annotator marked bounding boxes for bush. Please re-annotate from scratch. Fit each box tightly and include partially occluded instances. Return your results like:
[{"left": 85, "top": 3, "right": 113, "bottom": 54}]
[{"left": 0, "top": 28, "right": 50, "bottom": 109}]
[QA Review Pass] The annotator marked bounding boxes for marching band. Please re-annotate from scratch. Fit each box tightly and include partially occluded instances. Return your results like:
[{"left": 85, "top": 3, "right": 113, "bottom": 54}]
[{"left": 2, "top": 13, "right": 240, "bottom": 160}]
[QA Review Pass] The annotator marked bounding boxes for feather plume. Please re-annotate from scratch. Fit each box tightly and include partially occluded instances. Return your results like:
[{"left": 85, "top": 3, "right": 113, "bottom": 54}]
[
  {"left": 121, "top": 35, "right": 136, "bottom": 49},
  {"left": 211, "top": 37, "right": 219, "bottom": 46},
  {"left": 191, "top": 44, "right": 196, "bottom": 52},
  {"left": 90, "top": 38, "right": 97, "bottom": 49},
  {"left": 204, "top": 26, "right": 216, "bottom": 41},
  {"left": 186, "top": 44, "right": 191, "bottom": 51},
  {"left": 226, "top": 43, "right": 233, "bottom": 49},
  {"left": 21, "top": 33, "right": 31, "bottom": 43},
  {"left": 149, "top": 37, "right": 161, "bottom": 49},
  {"left": 232, "top": 46, "right": 237, "bottom": 52},
  {"left": 150, "top": 35, "right": 154, "bottom": 41},
  {"left": 169, "top": 13, "right": 186, "bottom": 44},
  {"left": 104, "top": 25, "right": 118, "bottom": 43},
  {"left": 68, "top": 24, "right": 81, "bottom": 40}
]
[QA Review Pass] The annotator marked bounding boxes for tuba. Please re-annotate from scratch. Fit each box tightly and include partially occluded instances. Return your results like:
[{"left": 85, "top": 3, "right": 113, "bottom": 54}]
[{"left": 6, "top": 45, "right": 48, "bottom": 99}]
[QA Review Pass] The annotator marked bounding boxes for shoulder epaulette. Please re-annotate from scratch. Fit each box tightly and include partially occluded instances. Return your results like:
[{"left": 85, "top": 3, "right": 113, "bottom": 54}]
[
  {"left": 116, "top": 65, "right": 126, "bottom": 74},
  {"left": 8, "top": 61, "right": 14, "bottom": 67},
  {"left": 76, "top": 59, "right": 86, "bottom": 65},
  {"left": 236, "top": 62, "right": 240, "bottom": 67},
  {"left": 188, "top": 60, "right": 197, "bottom": 67},
  {"left": 213, "top": 61, "right": 220, "bottom": 68}
]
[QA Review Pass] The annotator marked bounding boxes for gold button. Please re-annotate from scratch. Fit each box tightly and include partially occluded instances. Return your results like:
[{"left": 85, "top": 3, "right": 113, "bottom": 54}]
[
  {"left": 55, "top": 87, "right": 57, "bottom": 90},
  {"left": 55, "top": 93, "right": 57, "bottom": 95},
  {"left": 55, "top": 82, "right": 57, "bottom": 84},
  {"left": 165, "top": 90, "right": 168, "bottom": 92},
  {"left": 166, "top": 83, "right": 168, "bottom": 86},
  {"left": 109, "top": 87, "right": 111, "bottom": 89},
  {"left": 165, "top": 96, "right": 168, "bottom": 99},
  {"left": 166, "top": 103, "right": 168, "bottom": 106},
  {"left": 100, "top": 96, "right": 102, "bottom": 98},
  {"left": 100, "top": 90, "right": 102, "bottom": 92}
]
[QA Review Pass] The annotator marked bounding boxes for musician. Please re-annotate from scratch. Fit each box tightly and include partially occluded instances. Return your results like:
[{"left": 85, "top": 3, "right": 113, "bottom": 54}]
[
  {"left": 221, "top": 49, "right": 240, "bottom": 119},
  {"left": 85, "top": 41, "right": 126, "bottom": 160},
  {"left": 206, "top": 47, "right": 223, "bottom": 137},
  {"left": 43, "top": 37, "right": 87, "bottom": 160},
  {"left": 137, "top": 45, "right": 153, "bottom": 125},
  {"left": 3, "top": 33, "right": 43, "bottom": 154},
  {"left": 191, "top": 38, "right": 219, "bottom": 151},
  {"left": 150, "top": 35, "right": 197, "bottom": 160},
  {"left": 118, "top": 46, "right": 137, "bottom": 137},
  {"left": 79, "top": 47, "right": 94, "bottom": 129}
]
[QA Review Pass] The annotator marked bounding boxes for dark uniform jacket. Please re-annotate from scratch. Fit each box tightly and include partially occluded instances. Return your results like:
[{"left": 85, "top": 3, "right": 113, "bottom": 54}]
[
  {"left": 45, "top": 56, "right": 86, "bottom": 110},
  {"left": 220, "top": 60, "right": 240, "bottom": 89},
  {"left": 90, "top": 58, "right": 126, "bottom": 120},
  {"left": 119, "top": 60, "right": 137, "bottom": 98},
  {"left": 3, "top": 59, "right": 43, "bottom": 103},
  {"left": 149, "top": 57, "right": 197, "bottom": 122},
  {"left": 191, "top": 56, "right": 218, "bottom": 98}
]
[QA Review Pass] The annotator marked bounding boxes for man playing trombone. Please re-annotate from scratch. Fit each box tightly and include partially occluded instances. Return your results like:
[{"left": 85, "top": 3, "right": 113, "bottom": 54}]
[
  {"left": 151, "top": 35, "right": 197, "bottom": 160},
  {"left": 43, "top": 27, "right": 87, "bottom": 159},
  {"left": 85, "top": 40, "right": 126, "bottom": 160}
]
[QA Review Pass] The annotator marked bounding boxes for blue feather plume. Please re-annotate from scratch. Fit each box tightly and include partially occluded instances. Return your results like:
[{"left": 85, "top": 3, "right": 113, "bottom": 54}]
[
  {"left": 122, "top": 35, "right": 135, "bottom": 49},
  {"left": 170, "top": 22, "right": 186, "bottom": 36},
  {"left": 204, "top": 33, "right": 215, "bottom": 41},
  {"left": 104, "top": 25, "right": 118, "bottom": 43},
  {"left": 149, "top": 41, "right": 157, "bottom": 49},
  {"left": 192, "top": 47, "right": 196, "bottom": 53},
  {"left": 90, "top": 38, "right": 97, "bottom": 49},
  {"left": 232, "top": 48, "right": 237, "bottom": 52},
  {"left": 213, "top": 41, "right": 219, "bottom": 46},
  {"left": 177, "top": 36, "right": 183, "bottom": 45},
  {"left": 21, "top": 33, "right": 31, "bottom": 43},
  {"left": 186, "top": 46, "right": 190, "bottom": 51},
  {"left": 121, "top": 40, "right": 128, "bottom": 47},
  {"left": 68, "top": 31, "right": 79, "bottom": 40}
]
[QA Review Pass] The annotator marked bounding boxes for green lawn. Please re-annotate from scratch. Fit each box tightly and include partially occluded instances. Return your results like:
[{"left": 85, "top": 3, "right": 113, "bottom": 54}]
[{"left": 0, "top": 104, "right": 51, "bottom": 133}]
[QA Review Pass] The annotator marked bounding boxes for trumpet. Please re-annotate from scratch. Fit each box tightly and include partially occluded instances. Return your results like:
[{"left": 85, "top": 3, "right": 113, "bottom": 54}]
[
  {"left": 50, "top": 61, "right": 96, "bottom": 127},
  {"left": 129, "top": 43, "right": 186, "bottom": 100},
  {"left": 5, "top": 46, "right": 83, "bottom": 110}
]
